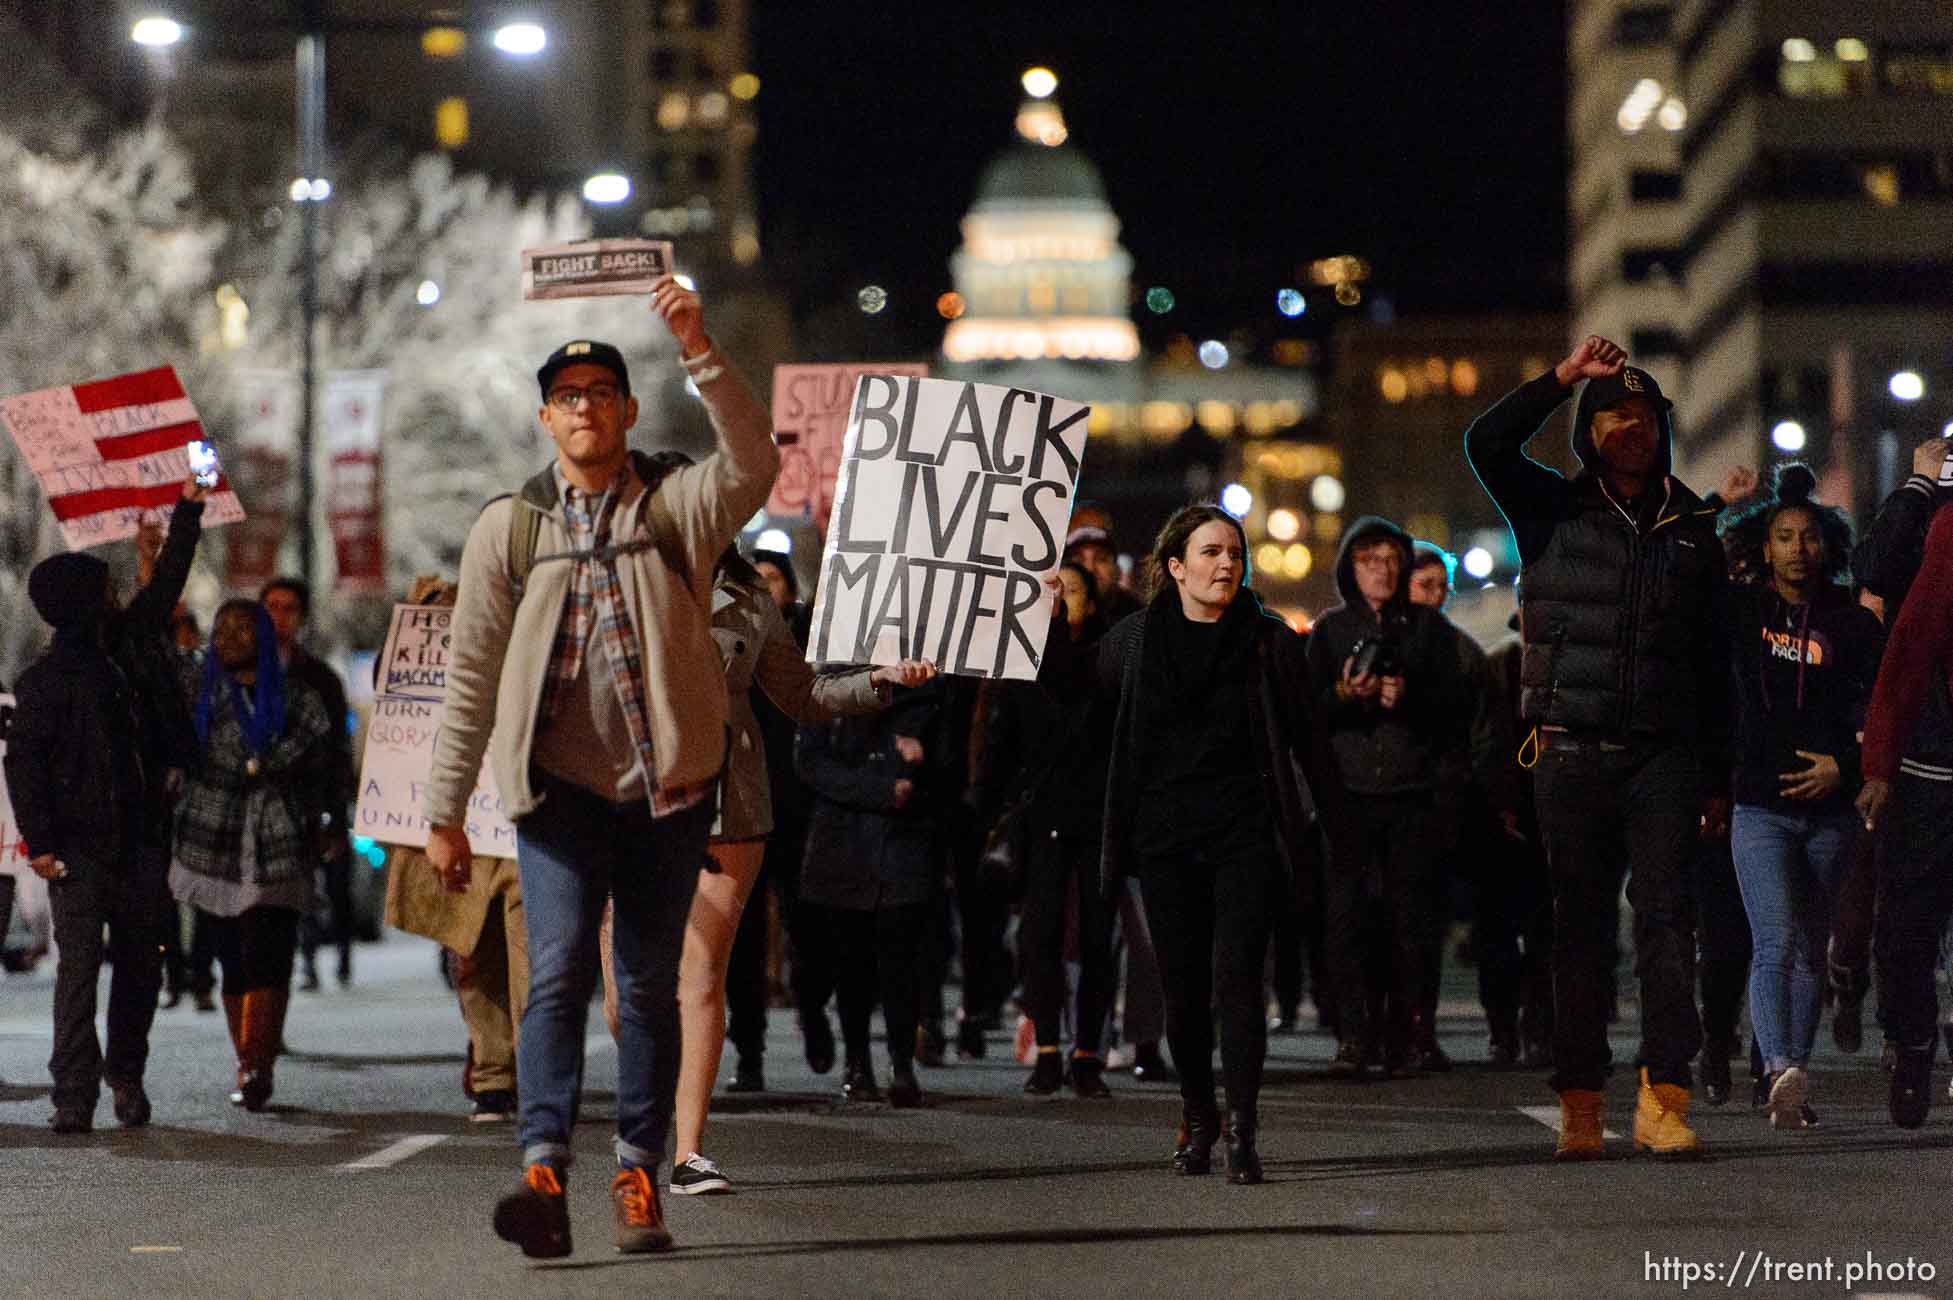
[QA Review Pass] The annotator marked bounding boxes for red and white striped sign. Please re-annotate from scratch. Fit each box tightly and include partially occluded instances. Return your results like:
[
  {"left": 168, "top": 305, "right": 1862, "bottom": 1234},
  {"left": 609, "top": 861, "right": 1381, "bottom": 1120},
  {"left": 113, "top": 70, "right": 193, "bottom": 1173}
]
[{"left": 0, "top": 365, "right": 245, "bottom": 549}]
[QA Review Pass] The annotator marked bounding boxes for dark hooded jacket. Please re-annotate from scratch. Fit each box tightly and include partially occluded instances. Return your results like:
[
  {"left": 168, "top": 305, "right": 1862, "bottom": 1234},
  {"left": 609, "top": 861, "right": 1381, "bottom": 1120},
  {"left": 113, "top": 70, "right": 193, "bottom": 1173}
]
[
  {"left": 1304, "top": 517, "right": 1473, "bottom": 796},
  {"left": 4, "top": 498, "right": 203, "bottom": 871},
  {"left": 1464, "top": 370, "right": 1731, "bottom": 758}
]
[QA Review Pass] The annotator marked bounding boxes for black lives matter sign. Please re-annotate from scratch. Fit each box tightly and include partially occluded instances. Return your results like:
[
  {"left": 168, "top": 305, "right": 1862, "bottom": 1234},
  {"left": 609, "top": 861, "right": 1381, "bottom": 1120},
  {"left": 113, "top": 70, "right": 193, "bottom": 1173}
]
[
  {"left": 520, "top": 239, "right": 675, "bottom": 300},
  {"left": 807, "top": 375, "right": 1090, "bottom": 681}
]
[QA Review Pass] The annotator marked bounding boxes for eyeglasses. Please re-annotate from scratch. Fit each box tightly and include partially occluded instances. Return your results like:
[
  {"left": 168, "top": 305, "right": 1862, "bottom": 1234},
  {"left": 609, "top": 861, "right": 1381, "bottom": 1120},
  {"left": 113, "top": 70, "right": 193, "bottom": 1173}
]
[{"left": 547, "top": 383, "right": 622, "bottom": 411}]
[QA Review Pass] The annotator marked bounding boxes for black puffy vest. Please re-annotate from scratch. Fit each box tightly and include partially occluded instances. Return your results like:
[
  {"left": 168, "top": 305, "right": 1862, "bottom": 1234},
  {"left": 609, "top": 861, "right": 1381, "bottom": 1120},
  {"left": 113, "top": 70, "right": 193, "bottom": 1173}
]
[{"left": 1517, "top": 482, "right": 1723, "bottom": 738}]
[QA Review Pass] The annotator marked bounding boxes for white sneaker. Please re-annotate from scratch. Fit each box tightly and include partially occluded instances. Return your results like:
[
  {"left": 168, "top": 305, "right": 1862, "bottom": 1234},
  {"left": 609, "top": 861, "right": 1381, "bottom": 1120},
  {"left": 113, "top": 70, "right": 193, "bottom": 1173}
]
[
  {"left": 1768, "top": 1066, "right": 1811, "bottom": 1131},
  {"left": 669, "top": 1152, "right": 732, "bottom": 1195}
]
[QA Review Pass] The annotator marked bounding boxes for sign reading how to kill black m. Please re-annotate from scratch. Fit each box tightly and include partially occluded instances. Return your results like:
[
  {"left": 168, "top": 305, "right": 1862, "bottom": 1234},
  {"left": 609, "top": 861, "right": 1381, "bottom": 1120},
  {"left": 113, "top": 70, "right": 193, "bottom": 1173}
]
[{"left": 808, "top": 374, "right": 1091, "bottom": 682}]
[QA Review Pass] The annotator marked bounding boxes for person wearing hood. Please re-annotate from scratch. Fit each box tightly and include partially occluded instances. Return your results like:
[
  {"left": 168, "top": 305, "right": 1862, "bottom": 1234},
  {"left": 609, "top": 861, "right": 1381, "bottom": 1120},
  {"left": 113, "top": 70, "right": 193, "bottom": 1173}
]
[
  {"left": 1094, "top": 503, "right": 1342, "bottom": 1185},
  {"left": 1717, "top": 465, "right": 1882, "bottom": 1130},
  {"left": 4, "top": 479, "right": 207, "bottom": 1134},
  {"left": 1464, "top": 334, "right": 1733, "bottom": 1160},
  {"left": 171, "top": 598, "right": 333, "bottom": 1113},
  {"left": 1304, "top": 518, "right": 1472, "bottom": 1077}
]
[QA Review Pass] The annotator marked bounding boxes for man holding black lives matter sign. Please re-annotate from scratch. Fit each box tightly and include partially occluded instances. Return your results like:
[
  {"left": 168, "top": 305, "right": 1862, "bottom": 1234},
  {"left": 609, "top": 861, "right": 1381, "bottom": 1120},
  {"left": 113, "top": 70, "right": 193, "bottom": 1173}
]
[{"left": 808, "top": 375, "right": 1090, "bottom": 682}]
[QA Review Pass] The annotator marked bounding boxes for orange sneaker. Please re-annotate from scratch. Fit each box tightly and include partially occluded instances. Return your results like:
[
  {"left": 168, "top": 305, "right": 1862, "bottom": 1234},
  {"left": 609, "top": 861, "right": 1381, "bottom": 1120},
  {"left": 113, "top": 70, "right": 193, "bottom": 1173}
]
[
  {"left": 610, "top": 1166, "right": 674, "bottom": 1253},
  {"left": 493, "top": 1162, "right": 571, "bottom": 1258},
  {"left": 1554, "top": 1088, "right": 1605, "bottom": 1161},
  {"left": 1633, "top": 1067, "right": 1704, "bottom": 1159}
]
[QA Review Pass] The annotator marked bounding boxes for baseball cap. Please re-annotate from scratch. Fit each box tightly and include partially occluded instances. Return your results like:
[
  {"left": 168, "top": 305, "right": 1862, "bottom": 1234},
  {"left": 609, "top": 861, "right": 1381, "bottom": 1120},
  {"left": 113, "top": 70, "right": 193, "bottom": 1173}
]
[
  {"left": 537, "top": 340, "right": 631, "bottom": 400},
  {"left": 1582, "top": 365, "right": 1672, "bottom": 413},
  {"left": 1064, "top": 524, "right": 1113, "bottom": 554}
]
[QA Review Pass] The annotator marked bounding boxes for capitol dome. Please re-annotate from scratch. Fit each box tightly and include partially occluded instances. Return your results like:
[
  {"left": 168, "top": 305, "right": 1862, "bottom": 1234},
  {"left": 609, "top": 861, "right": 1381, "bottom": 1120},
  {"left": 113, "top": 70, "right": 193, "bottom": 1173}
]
[{"left": 942, "top": 93, "right": 1140, "bottom": 366}]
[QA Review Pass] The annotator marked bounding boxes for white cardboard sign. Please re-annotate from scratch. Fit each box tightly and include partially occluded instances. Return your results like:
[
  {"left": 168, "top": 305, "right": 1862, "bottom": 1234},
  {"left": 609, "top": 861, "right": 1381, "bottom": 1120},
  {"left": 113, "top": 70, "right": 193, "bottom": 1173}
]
[
  {"left": 354, "top": 605, "right": 515, "bottom": 857},
  {"left": 807, "top": 375, "right": 1090, "bottom": 681}
]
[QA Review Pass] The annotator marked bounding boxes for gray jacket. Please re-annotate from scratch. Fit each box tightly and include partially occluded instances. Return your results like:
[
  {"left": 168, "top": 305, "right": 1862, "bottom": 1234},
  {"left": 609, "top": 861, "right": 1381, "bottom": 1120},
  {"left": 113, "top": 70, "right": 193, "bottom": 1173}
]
[{"left": 711, "top": 573, "right": 885, "bottom": 840}]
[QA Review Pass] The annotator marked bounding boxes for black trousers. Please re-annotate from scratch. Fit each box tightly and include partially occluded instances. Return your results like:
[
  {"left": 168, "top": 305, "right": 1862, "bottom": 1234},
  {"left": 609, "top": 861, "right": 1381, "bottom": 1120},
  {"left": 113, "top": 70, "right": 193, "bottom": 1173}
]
[
  {"left": 298, "top": 851, "right": 354, "bottom": 978},
  {"left": 202, "top": 904, "right": 302, "bottom": 996},
  {"left": 830, "top": 900, "right": 934, "bottom": 1073},
  {"left": 47, "top": 852, "right": 171, "bottom": 1109},
  {"left": 1533, "top": 740, "right": 1704, "bottom": 1092},
  {"left": 1322, "top": 792, "right": 1439, "bottom": 1053},
  {"left": 1461, "top": 803, "right": 1555, "bottom": 1046},
  {"left": 1690, "top": 834, "right": 1752, "bottom": 1059},
  {"left": 1020, "top": 832, "right": 1115, "bottom": 1053},
  {"left": 1873, "top": 773, "right": 1953, "bottom": 1052},
  {"left": 1138, "top": 835, "right": 1284, "bottom": 1120}
]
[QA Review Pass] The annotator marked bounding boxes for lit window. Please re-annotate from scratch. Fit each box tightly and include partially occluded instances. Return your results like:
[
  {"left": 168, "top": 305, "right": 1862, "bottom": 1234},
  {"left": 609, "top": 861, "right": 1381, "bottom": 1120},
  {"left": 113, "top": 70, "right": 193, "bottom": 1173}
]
[
  {"left": 729, "top": 72, "right": 760, "bottom": 100},
  {"left": 696, "top": 91, "right": 729, "bottom": 125},
  {"left": 1378, "top": 367, "right": 1408, "bottom": 403},
  {"left": 421, "top": 27, "right": 465, "bottom": 59},
  {"left": 434, "top": 97, "right": 469, "bottom": 150},
  {"left": 1450, "top": 359, "right": 1480, "bottom": 396},
  {"left": 1835, "top": 37, "right": 1870, "bottom": 63},
  {"left": 657, "top": 92, "right": 690, "bottom": 131},
  {"left": 1862, "top": 163, "right": 1901, "bottom": 207},
  {"left": 1885, "top": 49, "right": 1953, "bottom": 96}
]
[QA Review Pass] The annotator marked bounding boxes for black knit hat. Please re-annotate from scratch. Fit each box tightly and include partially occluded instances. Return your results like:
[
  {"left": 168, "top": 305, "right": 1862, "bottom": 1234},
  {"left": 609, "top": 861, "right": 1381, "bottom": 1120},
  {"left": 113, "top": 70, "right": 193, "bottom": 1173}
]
[{"left": 28, "top": 552, "right": 109, "bottom": 629}]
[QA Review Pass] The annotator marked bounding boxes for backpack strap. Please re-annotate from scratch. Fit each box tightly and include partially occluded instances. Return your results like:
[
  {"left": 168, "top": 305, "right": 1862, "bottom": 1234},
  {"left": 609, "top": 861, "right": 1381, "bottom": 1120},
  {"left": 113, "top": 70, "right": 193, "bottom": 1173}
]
[{"left": 489, "top": 455, "right": 692, "bottom": 603}]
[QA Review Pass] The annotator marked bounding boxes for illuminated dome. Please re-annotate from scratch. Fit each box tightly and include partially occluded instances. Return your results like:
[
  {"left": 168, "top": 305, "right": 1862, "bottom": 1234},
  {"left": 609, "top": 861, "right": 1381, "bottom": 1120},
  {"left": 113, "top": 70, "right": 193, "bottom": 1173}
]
[{"left": 943, "top": 93, "right": 1140, "bottom": 365}]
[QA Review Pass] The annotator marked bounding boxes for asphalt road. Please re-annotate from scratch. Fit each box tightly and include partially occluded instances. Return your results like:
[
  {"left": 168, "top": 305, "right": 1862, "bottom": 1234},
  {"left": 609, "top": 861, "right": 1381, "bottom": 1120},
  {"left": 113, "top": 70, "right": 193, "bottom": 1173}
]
[{"left": 4, "top": 935, "right": 1950, "bottom": 1300}]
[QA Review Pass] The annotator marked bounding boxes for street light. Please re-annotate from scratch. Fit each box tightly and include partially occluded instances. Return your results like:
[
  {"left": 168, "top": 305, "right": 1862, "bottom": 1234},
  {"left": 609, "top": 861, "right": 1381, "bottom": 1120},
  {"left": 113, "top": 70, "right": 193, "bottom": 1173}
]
[
  {"left": 582, "top": 172, "right": 631, "bottom": 204},
  {"left": 131, "top": 16, "right": 184, "bottom": 46},
  {"left": 133, "top": 9, "right": 547, "bottom": 599}
]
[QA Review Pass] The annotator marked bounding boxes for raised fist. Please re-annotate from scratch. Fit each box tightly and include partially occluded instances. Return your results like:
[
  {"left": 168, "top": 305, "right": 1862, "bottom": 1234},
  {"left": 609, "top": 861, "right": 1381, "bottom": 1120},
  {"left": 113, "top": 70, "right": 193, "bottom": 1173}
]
[{"left": 1554, "top": 335, "right": 1627, "bottom": 387}]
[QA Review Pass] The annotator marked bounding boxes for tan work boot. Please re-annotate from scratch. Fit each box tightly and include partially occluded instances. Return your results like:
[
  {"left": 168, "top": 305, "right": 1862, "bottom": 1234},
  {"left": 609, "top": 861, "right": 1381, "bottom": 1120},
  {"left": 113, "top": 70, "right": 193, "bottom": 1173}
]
[
  {"left": 1633, "top": 1066, "right": 1703, "bottom": 1158},
  {"left": 610, "top": 1166, "right": 675, "bottom": 1253},
  {"left": 1554, "top": 1088, "right": 1606, "bottom": 1160}
]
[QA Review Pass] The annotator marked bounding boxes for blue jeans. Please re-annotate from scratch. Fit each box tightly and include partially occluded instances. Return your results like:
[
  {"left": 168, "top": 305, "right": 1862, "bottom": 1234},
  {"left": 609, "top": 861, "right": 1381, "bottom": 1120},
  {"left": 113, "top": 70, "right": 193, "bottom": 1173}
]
[
  {"left": 1729, "top": 804, "right": 1853, "bottom": 1072},
  {"left": 515, "top": 773, "right": 711, "bottom": 1171}
]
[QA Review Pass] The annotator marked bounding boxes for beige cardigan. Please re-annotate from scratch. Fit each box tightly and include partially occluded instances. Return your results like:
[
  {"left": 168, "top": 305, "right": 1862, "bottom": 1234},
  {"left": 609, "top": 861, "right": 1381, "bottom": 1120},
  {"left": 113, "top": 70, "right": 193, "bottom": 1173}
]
[{"left": 425, "top": 345, "right": 778, "bottom": 828}]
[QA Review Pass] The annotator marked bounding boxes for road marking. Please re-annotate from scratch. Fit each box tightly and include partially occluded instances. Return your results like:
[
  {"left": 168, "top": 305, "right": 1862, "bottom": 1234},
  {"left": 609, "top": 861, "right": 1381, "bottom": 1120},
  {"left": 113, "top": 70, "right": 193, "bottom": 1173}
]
[
  {"left": 129, "top": 1246, "right": 184, "bottom": 1254},
  {"left": 338, "top": 1134, "right": 448, "bottom": 1171},
  {"left": 1515, "top": 1105, "right": 1622, "bottom": 1140}
]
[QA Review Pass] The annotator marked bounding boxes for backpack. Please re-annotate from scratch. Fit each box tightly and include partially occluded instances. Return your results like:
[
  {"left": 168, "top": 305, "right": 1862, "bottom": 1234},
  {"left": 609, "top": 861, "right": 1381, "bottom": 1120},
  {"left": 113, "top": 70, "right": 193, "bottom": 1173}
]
[{"left": 496, "top": 451, "right": 691, "bottom": 601}]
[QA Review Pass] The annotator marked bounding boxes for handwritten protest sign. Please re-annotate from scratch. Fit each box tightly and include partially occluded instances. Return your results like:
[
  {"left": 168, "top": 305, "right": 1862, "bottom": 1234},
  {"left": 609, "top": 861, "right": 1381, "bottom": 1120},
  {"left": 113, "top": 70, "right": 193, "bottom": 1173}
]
[
  {"left": 767, "top": 362, "right": 931, "bottom": 536},
  {"left": 354, "top": 605, "right": 515, "bottom": 858},
  {"left": 0, "top": 694, "right": 28, "bottom": 874},
  {"left": 521, "top": 239, "right": 675, "bottom": 301},
  {"left": 0, "top": 366, "right": 246, "bottom": 549},
  {"left": 807, "top": 376, "right": 1090, "bottom": 681}
]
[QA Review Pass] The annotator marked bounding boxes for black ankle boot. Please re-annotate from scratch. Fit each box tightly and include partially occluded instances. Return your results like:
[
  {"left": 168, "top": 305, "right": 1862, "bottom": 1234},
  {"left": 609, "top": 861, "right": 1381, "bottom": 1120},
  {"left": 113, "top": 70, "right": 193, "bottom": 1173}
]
[
  {"left": 1224, "top": 1110, "right": 1263, "bottom": 1185},
  {"left": 1170, "top": 1101, "right": 1220, "bottom": 1175},
  {"left": 1702, "top": 1049, "right": 1732, "bottom": 1106}
]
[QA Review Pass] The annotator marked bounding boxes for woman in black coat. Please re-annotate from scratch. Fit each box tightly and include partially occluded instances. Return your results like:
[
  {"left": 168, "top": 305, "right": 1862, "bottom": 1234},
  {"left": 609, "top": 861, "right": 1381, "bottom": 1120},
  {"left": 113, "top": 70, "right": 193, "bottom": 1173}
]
[{"left": 1094, "top": 503, "right": 1339, "bottom": 1184}]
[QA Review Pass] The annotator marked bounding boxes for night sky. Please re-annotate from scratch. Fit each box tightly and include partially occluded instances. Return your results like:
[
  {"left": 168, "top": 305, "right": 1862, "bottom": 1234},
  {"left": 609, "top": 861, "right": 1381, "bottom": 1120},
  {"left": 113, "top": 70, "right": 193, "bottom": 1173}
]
[{"left": 752, "top": 0, "right": 1569, "bottom": 353}]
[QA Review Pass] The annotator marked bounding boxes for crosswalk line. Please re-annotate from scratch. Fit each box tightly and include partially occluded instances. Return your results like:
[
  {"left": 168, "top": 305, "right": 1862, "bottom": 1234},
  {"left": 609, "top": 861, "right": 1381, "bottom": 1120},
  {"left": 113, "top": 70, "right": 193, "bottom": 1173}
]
[
  {"left": 337, "top": 1134, "right": 448, "bottom": 1171},
  {"left": 1515, "top": 1105, "right": 1622, "bottom": 1140}
]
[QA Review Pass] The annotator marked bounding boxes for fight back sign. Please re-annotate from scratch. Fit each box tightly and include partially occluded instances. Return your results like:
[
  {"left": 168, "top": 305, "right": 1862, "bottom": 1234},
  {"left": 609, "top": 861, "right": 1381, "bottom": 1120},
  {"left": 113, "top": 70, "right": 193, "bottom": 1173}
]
[
  {"left": 807, "top": 376, "right": 1090, "bottom": 681},
  {"left": 520, "top": 239, "right": 675, "bottom": 300}
]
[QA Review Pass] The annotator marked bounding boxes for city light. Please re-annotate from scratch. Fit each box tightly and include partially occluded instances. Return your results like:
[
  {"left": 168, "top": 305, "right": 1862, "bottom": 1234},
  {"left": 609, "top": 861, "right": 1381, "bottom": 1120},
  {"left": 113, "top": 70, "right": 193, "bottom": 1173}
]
[
  {"left": 421, "top": 27, "right": 466, "bottom": 59},
  {"left": 1616, "top": 78, "right": 1664, "bottom": 133},
  {"left": 493, "top": 23, "right": 547, "bottom": 56},
  {"left": 1462, "top": 547, "right": 1495, "bottom": 580},
  {"left": 858, "top": 285, "right": 889, "bottom": 315},
  {"left": 1309, "top": 474, "right": 1346, "bottom": 513},
  {"left": 416, "top": 279, "right": 441, "bottom": 307},
  {"left": 729, "top": 72, "right": 761, "bottom": 100},
  {"left": 1276, "top": 288, "right": 1306, "bottom": 317},
  {"left": 1943, "top": 420, "right": 1953, "bottom": 439},
  {"left": 1891, "top": 370, "right": 1926, "bottom": 402},
  {"left": 1781, "top": 37, "right": 1816, "bottom": 63},
  {"left": 1266, "top": 508, "right": 1301, "bottom": 542},
  {"left": 936, "top": 292, "right": 966, "bottom": 320},
  {"left": 756, "top": 528, "right": 792, "bottom": 554},
  {"left": 1657, "top": 97, "right": 1687, "bottom": 131},
  {"left": 131, "top": 16, "right": 184, "bottom": 47},
  {"left": 1771, "top": 420, "right": 1806, "bottom": 452},
  {"left": 1282, "top": 543, "right": 1312, "bottom": 579},
  {"left": 674, "top": 274, "right": 698, "bottom": 291},
  {"left": 1220, "top": 483, "right": 1253, "bottom": 517},
  {"left": 1198, "top": 339, "right": 1229, "bottom": 369},
  {"left": 1145, "top": 286, "right": 1175, "bottom": 314},
  {"left": 1021, "top": 67, "right": 1058, "bottom": 99},
  {"left": 1255, "top": 543, "right": 1285, "bottom": 574},
  {"left": 1835, "top": 37, "right": 1870, "bottom": 62},
  {"left": 290, "top": 177, "right": 331, "bottom": 202}
]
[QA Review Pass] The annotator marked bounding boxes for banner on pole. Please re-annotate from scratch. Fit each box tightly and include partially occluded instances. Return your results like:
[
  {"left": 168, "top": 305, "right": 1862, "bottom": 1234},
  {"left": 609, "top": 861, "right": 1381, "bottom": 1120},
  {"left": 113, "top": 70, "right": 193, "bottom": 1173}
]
[
  {"left": 806, "top": 375, "right": 1090, "bottom": 681},
  {"left": 323, "top": 370, "right": 386, "bottom": 595},
  {"left": 520, "top": 239, "right": 675, "bottom": 301},
  {"left": 767, "top": 362, "right": 930, "bottom": 536},
  {"left": 223, "top": 371, "right": 297, "bottom": 590},
  {"left": 0, "top": 366, "right": 246, "bottom": 549},
  {"left": 354, "top": 605, "right": 515, "bottom": 858}
]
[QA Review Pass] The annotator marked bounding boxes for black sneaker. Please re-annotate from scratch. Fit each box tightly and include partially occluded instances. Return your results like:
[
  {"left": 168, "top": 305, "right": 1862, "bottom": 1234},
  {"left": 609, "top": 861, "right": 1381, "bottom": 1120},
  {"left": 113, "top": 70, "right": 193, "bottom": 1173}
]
[
  {"left": 1328, "top": 1040, "right": 1371, "bottom": 1080},
  {"left": 1891, "top": 1047, "right": 1933, "bottom": 1130},
  {"left": 1068, "top": 1055, "right": 1112, "bottom": 1100},
  {"left": 493, "top": 1163, "right": 572, "bottom": 1259},
  {"left": 841, "top": 1060, "right": 881, "bottom": 1102},
  {"left": 110, "top": 1080, "right": 151, "bottom": 1128},
  {"left": 1131, "top": 1042, "right": 1178, "bottom": 1084},
  {"left": 887, "top": 1067, "right": 924, "bottom": 1109},
  {"left": 470, "top": 1089, "right": 516, "bottom": 1123},
  {"left": 1023, "top": 1051, "right": 1063, "bottom": 1097},
  {"left": 670, "top": 1152, "right": 733, "bottom": 1196},
  {"left": 1832, "top": 994, "right": 1864, "bottom": 1054},
  {"left": 50, "top": 1106, "right": 92, "bottom": 1135},
  {"left": 726, "top": 1058, "right": 765, "bottom": 1093},
  {"left": 1701, "top": 1052, "right": 1732, "bottom": 1107},
  {"left": 1414, "top": 1039, "right": 1453, "bottom": 1074}
]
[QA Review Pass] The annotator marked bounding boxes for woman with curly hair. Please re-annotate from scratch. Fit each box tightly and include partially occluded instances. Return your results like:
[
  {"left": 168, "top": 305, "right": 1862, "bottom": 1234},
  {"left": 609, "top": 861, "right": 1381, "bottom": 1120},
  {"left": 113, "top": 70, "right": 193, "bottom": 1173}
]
[{"left": 1719, "top": 464, "right": 1883, "bottom": 1129}]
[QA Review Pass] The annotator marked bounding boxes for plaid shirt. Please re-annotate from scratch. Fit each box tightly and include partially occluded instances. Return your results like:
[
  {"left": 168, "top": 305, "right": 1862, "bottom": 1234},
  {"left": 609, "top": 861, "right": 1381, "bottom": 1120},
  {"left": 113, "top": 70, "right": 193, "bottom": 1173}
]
[{"left": 541, "top": 471, "right": 712, "bottom": 818}]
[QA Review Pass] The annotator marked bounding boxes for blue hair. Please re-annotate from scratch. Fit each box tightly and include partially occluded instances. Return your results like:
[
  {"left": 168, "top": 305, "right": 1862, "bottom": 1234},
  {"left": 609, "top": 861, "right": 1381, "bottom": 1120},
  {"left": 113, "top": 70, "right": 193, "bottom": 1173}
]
[{"left": 194, "top": 601, "right": 288, "bottom": 756}]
